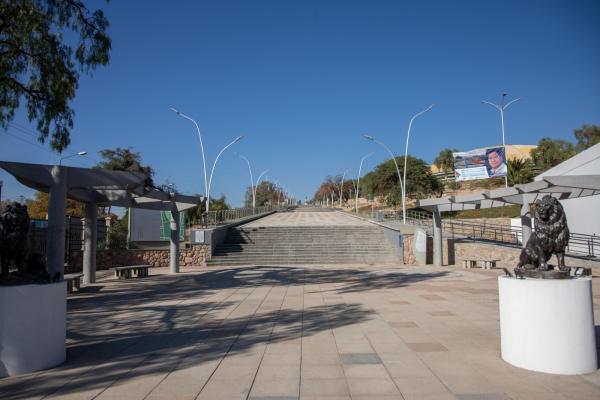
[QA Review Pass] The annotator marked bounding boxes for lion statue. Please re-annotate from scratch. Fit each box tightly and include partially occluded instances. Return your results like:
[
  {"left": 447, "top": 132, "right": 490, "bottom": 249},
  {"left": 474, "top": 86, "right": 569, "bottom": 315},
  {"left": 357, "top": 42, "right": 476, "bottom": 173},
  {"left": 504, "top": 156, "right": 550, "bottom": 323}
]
[
  {"left": 0, "top": 202, "right": 30, "bottom": 276},
  {"left": 517, "top": 195, "right": 569, "bottom": 272}
]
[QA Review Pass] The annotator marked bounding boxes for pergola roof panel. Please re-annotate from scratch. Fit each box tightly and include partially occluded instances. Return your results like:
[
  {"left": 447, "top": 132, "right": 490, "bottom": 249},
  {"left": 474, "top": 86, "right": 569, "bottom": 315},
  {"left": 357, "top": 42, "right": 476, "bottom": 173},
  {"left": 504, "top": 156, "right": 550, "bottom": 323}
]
[{"left": 416, "top": 175, "right": 600, "bottom": 211}]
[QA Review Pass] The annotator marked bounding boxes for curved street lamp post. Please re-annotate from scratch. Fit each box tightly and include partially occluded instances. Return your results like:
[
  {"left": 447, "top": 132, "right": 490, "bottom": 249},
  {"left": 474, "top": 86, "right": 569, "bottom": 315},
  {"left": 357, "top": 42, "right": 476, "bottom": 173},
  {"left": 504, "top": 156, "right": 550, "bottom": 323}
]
[
  {"left": 171, "top": 108, "right": 243, "bottom": 213},
  {"left": 402, "top": 104, "right": 435, "bottom": 224},
  {"left": 482, "top": 94, "right": 521, "bottom": 188},
  {"left": 355, "top": 152, "right": 373, "bottom": 214}
]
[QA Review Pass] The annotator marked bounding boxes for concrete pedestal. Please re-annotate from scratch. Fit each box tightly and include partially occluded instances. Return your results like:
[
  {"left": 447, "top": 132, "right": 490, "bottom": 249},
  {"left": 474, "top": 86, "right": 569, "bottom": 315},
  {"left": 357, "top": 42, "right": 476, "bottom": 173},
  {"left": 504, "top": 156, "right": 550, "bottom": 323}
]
[
  {"left": 0, "top": 282, "right": 67, "bottom": 377},
  {"left": 498, "top": 276, "right": 597, "bottom": 375}
]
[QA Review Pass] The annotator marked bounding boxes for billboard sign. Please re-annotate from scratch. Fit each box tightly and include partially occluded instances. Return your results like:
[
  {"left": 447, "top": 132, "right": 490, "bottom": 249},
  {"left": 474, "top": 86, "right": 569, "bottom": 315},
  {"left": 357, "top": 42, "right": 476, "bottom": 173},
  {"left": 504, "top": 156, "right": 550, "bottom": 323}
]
[
  {"left": 453, "top": 146, "right": 507, "bottom": 181},
  {"left": 129, "top": 208, "right": 185, "bottom": 242}
]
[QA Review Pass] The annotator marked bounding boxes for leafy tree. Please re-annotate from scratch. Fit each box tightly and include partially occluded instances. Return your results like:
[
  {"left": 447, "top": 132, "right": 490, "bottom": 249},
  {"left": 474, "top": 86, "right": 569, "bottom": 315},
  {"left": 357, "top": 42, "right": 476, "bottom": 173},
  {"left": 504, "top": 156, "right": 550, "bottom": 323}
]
[
  {"left": 0, "top": 0, "right": 111, "bottom": 152},
  {"left": 313, "top": 176, "right": 339, "bottom": 204},
  {"left": 573, "top": 124, "right": 600, "bottom": 152},
  {"left": 26, "top": 190, "right": 85, "bottom": 218},
  {"left": 433, "top": 148, "right": 458, "bottom": 173},
  {"left": 245, "top": 181, "right": 283, "bottom": 208},
  {"left": 507, "top": 158, "right": 535, "bottom": 186},
  {"left": 354, "top": 156, "right": 442, "bottom": 207},
  {"left": 96, "top": 147, "right": 154, "bottom": 186},
  {"left": 530, "top": 138, "right": 576, "bottom": 171},
  {"left": 186, "top": 195, "right": 229, "bottom": 225}
]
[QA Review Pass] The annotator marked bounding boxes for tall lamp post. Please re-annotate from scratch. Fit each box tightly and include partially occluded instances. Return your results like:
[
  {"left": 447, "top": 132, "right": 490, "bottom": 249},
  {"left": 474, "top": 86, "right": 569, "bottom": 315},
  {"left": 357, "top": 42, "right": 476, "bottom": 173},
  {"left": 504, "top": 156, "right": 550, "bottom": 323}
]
[
  {"left": 339, "top": 169, "right": 349, "bottom": 207},
  {"left": 402, "top": 104, "right": 435, "bottom": 224},
  {"left": 482, "top": 94, "right": 521, "bottom": 188},
  {"left": 170, "top": 107, "right": 209, "bottom": 206},
  {"left": 238, "top": 154, "right": 268, "bottom": 209},
  {"left": 206, "top": 135, "right": 243, "bottom": 212},
  {"left": 364, "top": 134, "right": 404, "bottom": 215},
  {"left": 355, "top": 152, "right": 373, "bottom": 214}
]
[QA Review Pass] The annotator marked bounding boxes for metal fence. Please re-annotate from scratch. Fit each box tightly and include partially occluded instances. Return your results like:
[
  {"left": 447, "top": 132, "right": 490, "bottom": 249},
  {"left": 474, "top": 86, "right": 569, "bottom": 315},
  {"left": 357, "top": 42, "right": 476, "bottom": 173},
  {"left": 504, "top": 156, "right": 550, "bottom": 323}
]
[
  {"left": 364, "top": 209, "right": 600, "bottom": 258},
  {"left": 28, "top": 217, "right": 109, "bottom": 262},
  {"left": 200, "top": 204, "right": 295, "bottom": 227}
]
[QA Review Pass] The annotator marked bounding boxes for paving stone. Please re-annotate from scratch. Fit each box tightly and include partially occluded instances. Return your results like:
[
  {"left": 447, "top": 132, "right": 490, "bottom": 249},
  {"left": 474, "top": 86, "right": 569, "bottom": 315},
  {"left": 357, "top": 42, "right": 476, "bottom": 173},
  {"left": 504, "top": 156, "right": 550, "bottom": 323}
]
[
  {"left": 406, "top": 342, "right": 449, "bottom": 353},
  {"left": 340, "top": 353, "right": 383, "bottom": 365}
]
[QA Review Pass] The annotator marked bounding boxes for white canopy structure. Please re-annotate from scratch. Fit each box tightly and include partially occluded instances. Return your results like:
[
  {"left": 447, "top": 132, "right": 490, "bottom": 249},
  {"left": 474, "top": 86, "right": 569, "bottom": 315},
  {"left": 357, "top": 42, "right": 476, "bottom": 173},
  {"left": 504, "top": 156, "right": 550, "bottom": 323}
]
[
  {"left": 416, "top": 175, "right": 600, "bottom": 266},
  {"left": 0, "top": 161, "right": 203, "bottom": 282}
]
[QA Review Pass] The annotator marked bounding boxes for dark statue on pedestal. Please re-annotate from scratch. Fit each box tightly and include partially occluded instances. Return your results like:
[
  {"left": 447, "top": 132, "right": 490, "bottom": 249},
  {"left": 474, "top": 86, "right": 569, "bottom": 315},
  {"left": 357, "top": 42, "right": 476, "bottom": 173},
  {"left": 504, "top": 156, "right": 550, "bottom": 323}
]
[
  {"left": 515, "top": 195, "right": 571, "bottom": 279},
  {"left": 0, "top": 202, "right": 52, "bottom": 284}
]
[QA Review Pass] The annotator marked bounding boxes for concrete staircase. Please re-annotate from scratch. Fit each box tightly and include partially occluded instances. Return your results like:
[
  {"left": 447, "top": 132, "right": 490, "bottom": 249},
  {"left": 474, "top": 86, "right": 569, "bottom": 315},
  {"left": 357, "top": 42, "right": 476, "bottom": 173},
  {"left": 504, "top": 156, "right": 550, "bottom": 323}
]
[{"left": 207, "top": 225, "right": 402, "bottom": 266}]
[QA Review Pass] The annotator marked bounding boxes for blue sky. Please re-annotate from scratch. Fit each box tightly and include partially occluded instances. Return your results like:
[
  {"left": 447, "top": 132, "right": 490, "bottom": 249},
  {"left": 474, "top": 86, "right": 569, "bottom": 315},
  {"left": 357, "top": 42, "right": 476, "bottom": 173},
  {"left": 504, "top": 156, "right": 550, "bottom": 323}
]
[{"left": 1, "top": 0, "right": 599, "bottom": 207}]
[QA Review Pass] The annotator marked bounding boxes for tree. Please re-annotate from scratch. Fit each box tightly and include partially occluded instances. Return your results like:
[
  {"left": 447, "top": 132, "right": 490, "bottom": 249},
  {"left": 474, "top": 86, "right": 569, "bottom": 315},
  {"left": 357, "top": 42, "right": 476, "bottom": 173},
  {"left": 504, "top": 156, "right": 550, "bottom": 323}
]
[
  {"left": 507, "top": 158, "right": 535, "bottom": 186},
  {"left": 573, "top": 124, "right": 600, "bottom": 152},
  {"left": 96, "top": 147, "right": 154, "bottom": 186},
  {"left": 530, "top": 138, "right": 576, "bottom": 171},
  {"left": 313, "top": 176, "right": 338, "bottom": 204},
  {"left": 0, "top": 0, "right": 111, "bottom": 152},
  {"left": 186, "top": 195, "right": 230, "bottom": 226},
  {"left": 26, "top": 191, "right": 85, "bottom": 219},
  {"left": 245, "top": 181, "right": 283, "bottom": 208},
  {"left": 349, "top": 156, "right": 442, "bottom": 207},
  {"left": 433, "top": 148, "right": 458, "bottom": 173}
]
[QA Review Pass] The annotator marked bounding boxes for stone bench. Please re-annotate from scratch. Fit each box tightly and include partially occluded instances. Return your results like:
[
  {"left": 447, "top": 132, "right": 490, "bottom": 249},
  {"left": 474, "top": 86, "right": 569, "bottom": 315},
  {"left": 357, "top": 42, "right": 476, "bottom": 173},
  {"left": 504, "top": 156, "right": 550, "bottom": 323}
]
[
  {"left": 461, "top": 259, "right": 499, "bottom": 270},
  {"left": 114, "top": 265, "right": 150, "bottom": 280},
  {"left": 64, "top": 273, "right": 83, "bottom": 293}
]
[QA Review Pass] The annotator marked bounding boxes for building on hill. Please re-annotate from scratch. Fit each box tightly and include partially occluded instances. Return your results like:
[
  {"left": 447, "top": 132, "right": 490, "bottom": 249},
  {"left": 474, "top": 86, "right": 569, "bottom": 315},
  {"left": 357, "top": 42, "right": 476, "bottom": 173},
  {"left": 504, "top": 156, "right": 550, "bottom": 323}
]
[{"left": 535, "top": 142, "right": 600, "bottom": 236}]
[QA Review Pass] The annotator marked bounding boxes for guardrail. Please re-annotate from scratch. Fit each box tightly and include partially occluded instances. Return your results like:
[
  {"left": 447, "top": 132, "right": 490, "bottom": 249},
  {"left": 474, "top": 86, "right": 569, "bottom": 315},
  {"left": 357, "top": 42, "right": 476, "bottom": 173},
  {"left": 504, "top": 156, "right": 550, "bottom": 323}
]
[
  {"left": 200, "top": 205, "right": 294, "bottom": 227},
  {"left": 363, "top": 209, "right": 600, "bottom": 258}
]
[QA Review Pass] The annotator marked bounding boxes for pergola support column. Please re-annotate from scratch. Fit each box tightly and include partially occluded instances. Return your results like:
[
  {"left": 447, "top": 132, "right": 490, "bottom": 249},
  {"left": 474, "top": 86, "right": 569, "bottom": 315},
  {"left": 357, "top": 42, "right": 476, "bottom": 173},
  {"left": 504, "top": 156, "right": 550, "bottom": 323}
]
[
  {"left": 170, "top": 210, "right": 180, "bottom": 274},
  {"left": 46, "top": 166, "right": 67, "bottom": 279},
  {"left": 521, "top": 202, "right": 532, "bottom": 248},
  {"left": 432, "top": 208, "right": 443, "bottom": 266},
  {"left": 83, "top": 203, "right": 97, "bottom": 284}
]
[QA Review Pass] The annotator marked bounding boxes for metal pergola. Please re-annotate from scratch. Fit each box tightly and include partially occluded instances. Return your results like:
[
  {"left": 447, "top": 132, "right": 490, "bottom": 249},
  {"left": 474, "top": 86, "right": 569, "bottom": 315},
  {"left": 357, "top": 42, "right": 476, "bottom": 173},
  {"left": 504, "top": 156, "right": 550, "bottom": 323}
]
[{"left": 416, "top": 175, "right": 600, "bottom": 266}]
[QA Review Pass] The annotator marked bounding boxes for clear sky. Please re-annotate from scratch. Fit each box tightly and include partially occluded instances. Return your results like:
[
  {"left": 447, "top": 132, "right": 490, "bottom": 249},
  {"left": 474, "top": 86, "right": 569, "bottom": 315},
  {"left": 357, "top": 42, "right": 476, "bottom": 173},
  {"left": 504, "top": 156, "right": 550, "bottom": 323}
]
[{"left": 1, "top": 0, "right": 599, "bottom": 207}]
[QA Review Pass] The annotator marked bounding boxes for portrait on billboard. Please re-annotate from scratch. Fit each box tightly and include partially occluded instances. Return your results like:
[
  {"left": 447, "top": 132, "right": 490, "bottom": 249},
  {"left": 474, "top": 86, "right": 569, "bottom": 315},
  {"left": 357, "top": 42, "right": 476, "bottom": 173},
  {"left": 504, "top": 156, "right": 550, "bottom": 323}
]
[
  {"left": 485, "top": 147, "right": 507, "bottom": 178},
  {"left": 453, "top": 146, "right": 507, "bottom": 181}
]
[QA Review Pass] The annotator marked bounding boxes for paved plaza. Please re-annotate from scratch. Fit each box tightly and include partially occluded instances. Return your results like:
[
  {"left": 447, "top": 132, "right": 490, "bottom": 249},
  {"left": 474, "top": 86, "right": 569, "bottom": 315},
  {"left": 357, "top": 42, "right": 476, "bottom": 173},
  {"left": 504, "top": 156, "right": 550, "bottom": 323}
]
[
  {"left": 1, "top": 264, "right": 599, "bottom": 400},
  {"left": 243, "top": 210, "right": 372, "bottom": 227}
]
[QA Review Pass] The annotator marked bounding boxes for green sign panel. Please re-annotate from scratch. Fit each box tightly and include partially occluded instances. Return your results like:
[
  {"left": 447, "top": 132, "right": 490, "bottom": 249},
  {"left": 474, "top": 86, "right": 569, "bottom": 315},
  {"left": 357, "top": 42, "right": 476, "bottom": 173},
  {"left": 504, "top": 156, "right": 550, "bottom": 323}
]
[{"left": 159, "top": 211, "right": 185, "bottom": 241}]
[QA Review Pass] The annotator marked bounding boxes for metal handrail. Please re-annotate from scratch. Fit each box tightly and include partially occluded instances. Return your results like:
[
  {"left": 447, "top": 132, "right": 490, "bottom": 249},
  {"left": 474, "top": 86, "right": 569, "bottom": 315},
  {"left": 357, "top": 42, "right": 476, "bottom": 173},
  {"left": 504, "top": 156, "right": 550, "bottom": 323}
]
[
  {"left": 399, "top": 210, "right": 599, "bottom": 258},
  {"left": 200, "top": 204, "right": 295, "bottom": 227}
]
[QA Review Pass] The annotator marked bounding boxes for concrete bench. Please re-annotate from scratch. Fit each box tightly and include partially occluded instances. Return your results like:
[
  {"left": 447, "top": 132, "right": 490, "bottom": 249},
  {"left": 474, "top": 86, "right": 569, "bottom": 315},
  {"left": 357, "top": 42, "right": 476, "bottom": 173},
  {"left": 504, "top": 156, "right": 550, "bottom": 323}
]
[
  {"left": 64, "top": 273, "right": 83, "bottom": 293},
  {"left": 461, "top": 259, "right": 499, "bottom": 269},
  {"left": 114, "top": 265, "right": 150, "bottom": 280}
]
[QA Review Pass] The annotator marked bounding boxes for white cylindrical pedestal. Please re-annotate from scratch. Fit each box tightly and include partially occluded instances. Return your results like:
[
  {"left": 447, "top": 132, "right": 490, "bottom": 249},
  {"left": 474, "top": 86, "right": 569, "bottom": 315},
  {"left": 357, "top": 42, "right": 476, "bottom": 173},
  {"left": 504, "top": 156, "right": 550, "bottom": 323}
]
[
  {"left": 498, "top": 276, "right": 597, "bottom": 375},
  {"left": 0, "top": 281, "right": 67, "bottom": 377}
]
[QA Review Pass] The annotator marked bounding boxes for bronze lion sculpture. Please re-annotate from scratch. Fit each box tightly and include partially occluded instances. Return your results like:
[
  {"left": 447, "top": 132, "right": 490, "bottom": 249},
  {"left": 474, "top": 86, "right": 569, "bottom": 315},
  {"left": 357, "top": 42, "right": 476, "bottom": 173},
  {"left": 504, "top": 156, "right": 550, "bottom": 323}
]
[{"left": 517, "top": 195, "right": 569, "bottom": 272}]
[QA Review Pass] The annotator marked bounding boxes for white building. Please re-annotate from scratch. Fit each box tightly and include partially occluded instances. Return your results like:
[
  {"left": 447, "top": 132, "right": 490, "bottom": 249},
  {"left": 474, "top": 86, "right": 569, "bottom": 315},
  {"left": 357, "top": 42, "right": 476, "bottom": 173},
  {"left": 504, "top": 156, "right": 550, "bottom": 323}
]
[{"left": 535, "top": 142, "right": 600, "bottom": 236}]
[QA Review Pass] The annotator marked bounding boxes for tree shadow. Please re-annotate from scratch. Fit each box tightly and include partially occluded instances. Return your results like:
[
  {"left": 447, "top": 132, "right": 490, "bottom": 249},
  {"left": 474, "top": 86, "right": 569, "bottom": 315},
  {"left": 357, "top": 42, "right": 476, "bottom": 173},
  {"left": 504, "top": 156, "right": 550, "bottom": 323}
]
[{"left": 0, "top": 265, "right": 449, "bottom": 399}]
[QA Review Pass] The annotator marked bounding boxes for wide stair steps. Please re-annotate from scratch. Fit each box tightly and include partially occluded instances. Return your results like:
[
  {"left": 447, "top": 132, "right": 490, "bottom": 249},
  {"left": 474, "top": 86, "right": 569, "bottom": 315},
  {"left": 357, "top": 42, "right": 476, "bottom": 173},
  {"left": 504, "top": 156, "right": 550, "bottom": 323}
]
[{"left": 207, "top": 225, "right": 402, "bottom": 266}]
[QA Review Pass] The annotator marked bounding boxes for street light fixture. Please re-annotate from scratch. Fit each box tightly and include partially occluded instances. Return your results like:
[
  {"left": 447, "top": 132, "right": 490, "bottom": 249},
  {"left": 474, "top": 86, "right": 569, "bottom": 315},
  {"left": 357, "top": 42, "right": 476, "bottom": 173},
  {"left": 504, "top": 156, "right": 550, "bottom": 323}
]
[
  {"left": 363, "top": 133, "right": 404, "bottom": 213},
  {"left": 238, "top": 154, "right": 268, "bottom": 210},
  {"left": 481, "top": 94, "right": 521, "bottom": 188},
  {"left": 402, "top": 104, "right": 435, "bottom": 224},
  {"left": 170, "top": 107, "right": 209, "bottom": 205},
  {"left": 58, "top": 151, "right": 87, "bottom": 166},
  {"left": 356, "top": 152, "right": 373, "bottom": 214},
  {"left": 339, "top": 169, "right": 350, "bottom": 207},
  {"left": 206, "top": 135, "right": 244, "bottom": 212}
]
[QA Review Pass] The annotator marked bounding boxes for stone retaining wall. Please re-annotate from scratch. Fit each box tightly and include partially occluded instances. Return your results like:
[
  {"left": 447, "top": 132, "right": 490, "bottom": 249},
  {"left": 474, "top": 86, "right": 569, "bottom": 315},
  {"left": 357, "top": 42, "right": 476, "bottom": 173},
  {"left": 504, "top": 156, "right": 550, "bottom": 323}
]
[
  {"left": 69, "top": 244, "right": 210, "bottom": 272},
  {"left": 452, "top": 240, "right": 599, "bottom": 269}
]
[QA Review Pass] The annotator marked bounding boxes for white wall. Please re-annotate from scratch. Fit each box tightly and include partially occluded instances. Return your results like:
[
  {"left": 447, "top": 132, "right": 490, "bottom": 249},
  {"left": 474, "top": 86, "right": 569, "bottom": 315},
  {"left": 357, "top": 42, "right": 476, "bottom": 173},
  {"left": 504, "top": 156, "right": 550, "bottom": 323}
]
[{"left": 535, "top": 143, "right": 600, "bottom": 236}]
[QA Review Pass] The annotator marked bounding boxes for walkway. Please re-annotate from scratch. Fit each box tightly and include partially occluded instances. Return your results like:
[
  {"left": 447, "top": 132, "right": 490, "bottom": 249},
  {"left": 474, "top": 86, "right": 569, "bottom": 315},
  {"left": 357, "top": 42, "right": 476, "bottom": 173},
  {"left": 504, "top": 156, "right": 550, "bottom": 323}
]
[
  {"left": 243, "top": 209, "right": 371, "bottom": 227},
  {"left": 1, "top": 266, "right": 599, "bottom": 399}
]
